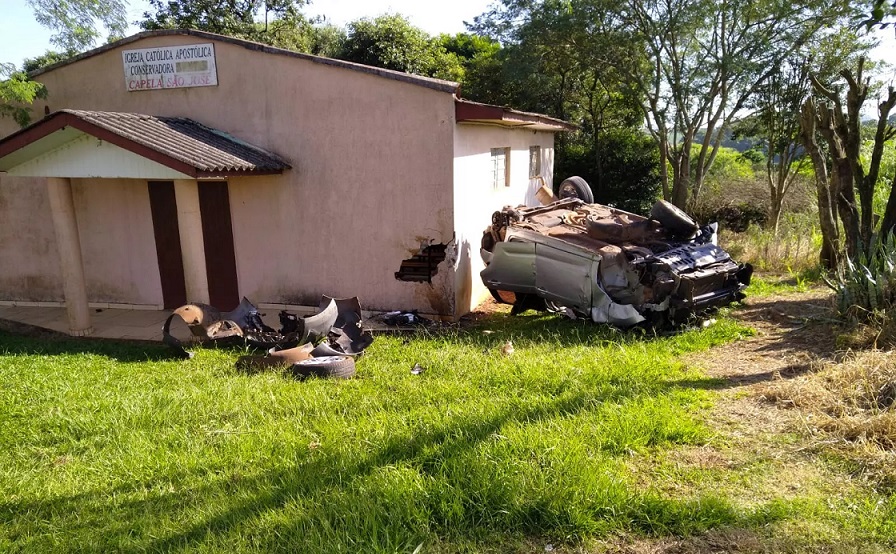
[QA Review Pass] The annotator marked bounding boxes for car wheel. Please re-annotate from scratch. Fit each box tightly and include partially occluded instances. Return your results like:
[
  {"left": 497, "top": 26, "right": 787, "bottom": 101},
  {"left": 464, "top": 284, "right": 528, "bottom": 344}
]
[
  {"left": 291, "top": 356, "right": 356, "bottom": 379},
  {"left": 557, "top": 176, "right": 594, "bottom": 203},
  {"left": 650, "top": 200, "right": 699, "bottom": 237}
]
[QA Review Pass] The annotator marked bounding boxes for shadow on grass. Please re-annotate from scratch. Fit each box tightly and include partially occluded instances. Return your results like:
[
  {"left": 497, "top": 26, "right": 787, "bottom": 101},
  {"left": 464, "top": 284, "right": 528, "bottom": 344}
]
[
  {"left": 1, "top": 382, "right": 793, "bottom": 553},
  {"left": 433, "top": 309, "right": 718, "bottom": 350},
  {"left": 667, "top": 361, "right": 818, "bottom": 391},
  {"left": 0, "top": 329, "right": 180, "bottom": 362},
  {"left": 658, "top": 294, "right": 839, "bottom": 391},
  {"left": 1, "top": 305, "right": 716, "bottom": 366}
]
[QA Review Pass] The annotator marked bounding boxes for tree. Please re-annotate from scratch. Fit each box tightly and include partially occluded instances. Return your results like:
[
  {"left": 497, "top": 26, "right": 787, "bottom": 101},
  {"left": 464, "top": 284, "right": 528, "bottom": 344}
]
[
  {"left": 2, "top": 1, "right": 125, "bottom": 129},
  {"left": 468, "top": 0, "right": 659, "bottom": 209},
  {"left": 0, "top": 64, "right": 47, "bottom": 127},
  {"left": 141, "top": 0, "right": 308, "bottom": 45},
  {"left": 862, "top": 0, "right": 896, "bottom": 29},
  {"left": 306, "top": 22, "right": 346, "bottom": 58},
  {"left": 339, "top": 15, "right": 464, "bottom": 81},
  {"left": 799, "top": 98, "right": 841, "bottom": 268},
  {"left": 733, "top": 29, "right": 871, "bottom": 235},
  {"left": 438, "top": 33, "right": 501, "bottom": 101},
  {"left": 22, "top": 51, "right": 73, "bottom": 73},
  {"left": 27, "top": 0, "right": 128, "bottom": 52},
  {"left": 753, "top": 60, "right": 812, "bottom": 236},
  {"left": 610, "top": 0, "right": 853, "bottom": 209},
  {"left": 800, "top": 57, "right": 896, "bottom": 268}
]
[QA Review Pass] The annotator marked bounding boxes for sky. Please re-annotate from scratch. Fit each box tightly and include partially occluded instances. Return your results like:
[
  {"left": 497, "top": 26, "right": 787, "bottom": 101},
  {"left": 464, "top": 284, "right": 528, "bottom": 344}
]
[{"left": 0, "top": 0, "right": 494, "bottom": 68}]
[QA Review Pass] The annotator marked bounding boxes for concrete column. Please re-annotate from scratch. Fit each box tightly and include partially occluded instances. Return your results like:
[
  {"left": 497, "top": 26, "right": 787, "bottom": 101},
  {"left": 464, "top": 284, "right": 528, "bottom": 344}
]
[
  {"left": 173, "top": 179, "right": 209, "bottom": 304},
  {"left": 46, "top": 177, "right": 93, "bottom": 336}
]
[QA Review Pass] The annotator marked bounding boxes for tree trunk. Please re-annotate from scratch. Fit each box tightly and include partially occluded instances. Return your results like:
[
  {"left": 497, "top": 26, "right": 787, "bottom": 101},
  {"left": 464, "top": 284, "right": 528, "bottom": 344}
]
[
  {"left": 769, "top": 195, "right": 783, "bottom": 237},
  {"left": 880, "top": 169, "right": 896, "bottom": 240},
  {"left": 831, "top": 157, "right": 861, "bottom": 259},
  {"left": 799, "top": 99, "right": 840, "bottom": 270},
  {"left": 814, "top": 101, "right": 860, "bottom": 260},
  {"left": 671, "top": 139, "right": 691, "bottom": 209},
  {"left": 657, "top": 134, "right": 670, "bottom": 201}
]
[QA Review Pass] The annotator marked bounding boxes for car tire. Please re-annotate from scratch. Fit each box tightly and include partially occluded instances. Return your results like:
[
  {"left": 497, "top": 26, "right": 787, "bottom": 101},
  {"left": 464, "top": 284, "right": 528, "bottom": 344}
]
[
  {"left": 650, "top": 200, "right": 699, "bottom": 237},
  {"left": 291, "top": 356, "right": 356, "bottom": 379},
  {"left": 558, "top": 176, "right": 594, "bottom": 203}
]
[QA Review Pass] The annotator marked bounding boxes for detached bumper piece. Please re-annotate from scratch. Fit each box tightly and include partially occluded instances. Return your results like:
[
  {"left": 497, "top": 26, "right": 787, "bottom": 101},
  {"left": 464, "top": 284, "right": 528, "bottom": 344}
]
[{"left": 163, "top": 296, "right": 372, "bottom": 378}]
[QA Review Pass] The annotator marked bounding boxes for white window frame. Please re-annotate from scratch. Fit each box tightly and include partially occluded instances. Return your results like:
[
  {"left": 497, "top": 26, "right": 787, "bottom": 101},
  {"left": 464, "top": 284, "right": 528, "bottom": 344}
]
[
  {"left": 529, "top": 145, "right": 542, "bottom": 178},
  {"left": 491, "top": 147, "right": 510, "bottom": 189}
]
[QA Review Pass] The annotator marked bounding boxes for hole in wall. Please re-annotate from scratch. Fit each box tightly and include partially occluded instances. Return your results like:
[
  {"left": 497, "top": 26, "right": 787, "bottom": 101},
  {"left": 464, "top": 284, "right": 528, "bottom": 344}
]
[{"left": 395, "top": 242, "right": 448, "bottom": 283}]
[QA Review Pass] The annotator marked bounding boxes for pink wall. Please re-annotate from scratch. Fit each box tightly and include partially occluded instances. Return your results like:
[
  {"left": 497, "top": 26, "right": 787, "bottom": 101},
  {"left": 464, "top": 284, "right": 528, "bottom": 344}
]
[
  {"left": 0, "top": 176, "right": 63, "bottom": 301},
  {"left": 71, "top": 179, "right": 163, "bottom": 305},
  {"left": 0, "top": 33, "right": 458, "bottom": 314}
]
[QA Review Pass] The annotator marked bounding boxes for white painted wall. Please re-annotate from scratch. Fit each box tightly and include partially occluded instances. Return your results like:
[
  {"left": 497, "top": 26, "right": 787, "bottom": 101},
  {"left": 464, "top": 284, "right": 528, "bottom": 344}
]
[
  {"left": 6, "top": 134, "right": 193, "bottom": 179},
  {"left": 452, "top": 124, "right": 556, "bottom": 313}
]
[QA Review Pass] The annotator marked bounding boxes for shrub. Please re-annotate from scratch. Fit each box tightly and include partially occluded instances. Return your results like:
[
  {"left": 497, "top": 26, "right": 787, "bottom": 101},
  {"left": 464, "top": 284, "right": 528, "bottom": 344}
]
[
  {"left": 826, "top": 234, "right": 896, "bottom": 326},
  {"left": 699, "top": 202, "right": 768, "bottom": 233}
]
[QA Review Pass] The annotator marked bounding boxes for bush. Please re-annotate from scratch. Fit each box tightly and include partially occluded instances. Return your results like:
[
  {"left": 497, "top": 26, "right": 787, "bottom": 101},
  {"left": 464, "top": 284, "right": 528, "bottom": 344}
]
[
  {"left": 698, "top": 202, "right": 768, "bottom": 233},
  {"left": 555, "top": 129, "right": 661, "bottom": 215}
]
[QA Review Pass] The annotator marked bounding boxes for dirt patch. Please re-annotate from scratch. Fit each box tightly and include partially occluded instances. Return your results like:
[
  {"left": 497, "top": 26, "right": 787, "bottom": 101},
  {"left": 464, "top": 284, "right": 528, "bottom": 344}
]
[{"left": 691, "top": 288, "right": 840, "bottom": 386}]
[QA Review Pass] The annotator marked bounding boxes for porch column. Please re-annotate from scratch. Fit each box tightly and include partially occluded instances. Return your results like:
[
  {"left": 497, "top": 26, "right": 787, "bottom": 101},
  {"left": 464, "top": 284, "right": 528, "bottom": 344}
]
[
  {"left": 173, "top": 179, "right": 210, "bottom": 304},
  {"left": 46, "top": 177, "right": 93, "bottom": 336}
]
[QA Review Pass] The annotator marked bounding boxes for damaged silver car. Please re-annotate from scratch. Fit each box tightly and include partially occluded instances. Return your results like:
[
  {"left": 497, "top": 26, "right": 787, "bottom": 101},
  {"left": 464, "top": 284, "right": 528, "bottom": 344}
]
[{"left": 480, "top": 197, "right": 752, "bottom": 326}]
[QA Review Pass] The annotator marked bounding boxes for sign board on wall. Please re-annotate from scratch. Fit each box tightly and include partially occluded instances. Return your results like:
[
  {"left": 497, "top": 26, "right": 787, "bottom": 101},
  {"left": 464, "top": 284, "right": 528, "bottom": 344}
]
[{"left": 122, "top": 43, "right": 218, "bottom": 92}]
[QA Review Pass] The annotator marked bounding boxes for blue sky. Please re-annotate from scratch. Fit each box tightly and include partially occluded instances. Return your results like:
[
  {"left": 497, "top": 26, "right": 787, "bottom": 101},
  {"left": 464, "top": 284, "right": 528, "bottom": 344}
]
[{"left": 0, "top": 0, "right": 494, "bottom": 68}]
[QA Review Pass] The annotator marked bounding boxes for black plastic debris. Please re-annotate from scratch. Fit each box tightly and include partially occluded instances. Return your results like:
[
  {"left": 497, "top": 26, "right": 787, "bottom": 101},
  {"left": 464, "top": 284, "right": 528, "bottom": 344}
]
[
  {"left": 382, "top": 310, "right": 431, "bottom": 326},
  {"left": 162, "top": 295, "right": 374, "bottom": 363}
]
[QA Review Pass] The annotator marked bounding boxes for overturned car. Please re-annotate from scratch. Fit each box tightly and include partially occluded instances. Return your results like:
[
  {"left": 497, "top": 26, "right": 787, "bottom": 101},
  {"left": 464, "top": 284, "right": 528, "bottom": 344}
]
[{"left": 480, "top": 197, "right": 752, "bottom": 326}]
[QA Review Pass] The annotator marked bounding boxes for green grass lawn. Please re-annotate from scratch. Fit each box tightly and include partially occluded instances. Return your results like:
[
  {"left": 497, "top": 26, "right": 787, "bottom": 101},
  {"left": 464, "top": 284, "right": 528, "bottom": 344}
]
[{"left": 0, "top": 306, "right": 892, "bottom": 552}]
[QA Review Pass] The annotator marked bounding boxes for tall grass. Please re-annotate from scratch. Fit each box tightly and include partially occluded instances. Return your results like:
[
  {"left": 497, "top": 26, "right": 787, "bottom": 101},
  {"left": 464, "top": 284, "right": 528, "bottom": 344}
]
[{"left": 720, "top": 212, "right": 821, "bottom": 275}]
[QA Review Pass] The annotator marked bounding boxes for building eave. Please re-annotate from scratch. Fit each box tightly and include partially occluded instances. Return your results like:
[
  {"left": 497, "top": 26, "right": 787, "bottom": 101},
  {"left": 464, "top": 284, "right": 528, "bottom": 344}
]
[
  {"left": 455, "top": 99, "right": 577, "bottom": 132},
  {"left": 0, "top": 110, "right": 290, "bottom": 178}
]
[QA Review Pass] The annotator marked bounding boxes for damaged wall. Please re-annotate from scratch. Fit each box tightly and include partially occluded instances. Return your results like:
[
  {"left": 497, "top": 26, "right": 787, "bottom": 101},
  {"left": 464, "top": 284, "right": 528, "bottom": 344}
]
[
  {"left": 453, "top": 125, "right": 556, "bottom": 314},
  {"left": 0, "top": 33, "right": 561, "bottom": 318}
]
